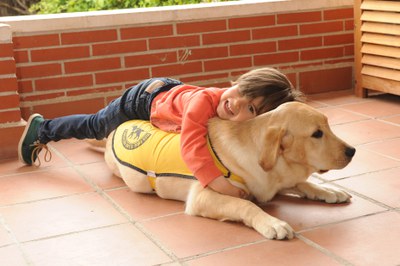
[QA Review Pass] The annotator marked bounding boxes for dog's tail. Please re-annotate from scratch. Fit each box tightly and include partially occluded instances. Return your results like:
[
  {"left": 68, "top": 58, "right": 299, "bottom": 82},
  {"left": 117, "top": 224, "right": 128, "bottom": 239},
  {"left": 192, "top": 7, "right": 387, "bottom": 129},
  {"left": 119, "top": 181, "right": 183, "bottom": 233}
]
[{"left": 86, "top": 139, "right": 106, "bottom": 152}]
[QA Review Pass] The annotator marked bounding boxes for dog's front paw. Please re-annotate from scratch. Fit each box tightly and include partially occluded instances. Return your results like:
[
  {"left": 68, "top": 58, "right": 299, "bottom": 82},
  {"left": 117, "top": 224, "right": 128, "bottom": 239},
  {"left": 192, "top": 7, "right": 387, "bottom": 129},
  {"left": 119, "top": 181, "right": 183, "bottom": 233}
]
[
  {"left": 296, "top": 183, "right": 351, "bottom": 204},
  {"left": 319, "top": 186, "right": 352, "bottom": 203},
  {"left": 253, "top": 213, "right": 294, "bottom": 240}
]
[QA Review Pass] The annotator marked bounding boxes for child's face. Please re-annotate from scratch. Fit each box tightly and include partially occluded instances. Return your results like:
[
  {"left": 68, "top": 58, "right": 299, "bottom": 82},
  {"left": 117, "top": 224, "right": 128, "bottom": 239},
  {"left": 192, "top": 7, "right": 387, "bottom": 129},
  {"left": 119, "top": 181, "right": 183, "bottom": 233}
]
[{"left": 217, "top": 85, "right": 263, "bottom": 122}]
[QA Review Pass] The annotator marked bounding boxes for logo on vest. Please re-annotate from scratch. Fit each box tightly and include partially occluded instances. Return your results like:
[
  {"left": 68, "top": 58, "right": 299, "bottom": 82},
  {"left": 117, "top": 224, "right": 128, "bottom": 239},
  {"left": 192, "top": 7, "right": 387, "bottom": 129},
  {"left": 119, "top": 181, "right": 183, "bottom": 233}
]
[{"left": 121, "top": 124, "right": 152, "bottom": 150}]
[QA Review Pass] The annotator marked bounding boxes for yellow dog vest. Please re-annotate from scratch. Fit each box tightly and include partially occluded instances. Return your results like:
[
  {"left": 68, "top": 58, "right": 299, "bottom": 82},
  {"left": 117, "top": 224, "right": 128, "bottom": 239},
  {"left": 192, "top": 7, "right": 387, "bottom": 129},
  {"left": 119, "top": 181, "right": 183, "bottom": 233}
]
[{"left": 112, "top": 120, "right": 245, "bottom": 189}]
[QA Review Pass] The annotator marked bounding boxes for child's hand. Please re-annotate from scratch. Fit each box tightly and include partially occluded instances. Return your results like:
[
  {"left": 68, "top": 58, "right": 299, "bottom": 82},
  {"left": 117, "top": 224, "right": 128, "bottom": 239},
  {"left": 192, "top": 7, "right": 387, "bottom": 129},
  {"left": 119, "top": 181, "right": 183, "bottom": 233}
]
[{"left": 208, "top": 176, "right": 248, "bottom": 198}]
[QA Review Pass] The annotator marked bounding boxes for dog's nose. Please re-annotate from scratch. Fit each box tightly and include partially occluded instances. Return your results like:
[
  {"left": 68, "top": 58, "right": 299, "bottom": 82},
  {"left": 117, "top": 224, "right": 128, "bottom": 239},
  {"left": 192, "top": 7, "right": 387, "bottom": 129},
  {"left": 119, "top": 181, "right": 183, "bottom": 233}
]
[{"left": 345, "top": 147, "right": 356, "bottom": 158}]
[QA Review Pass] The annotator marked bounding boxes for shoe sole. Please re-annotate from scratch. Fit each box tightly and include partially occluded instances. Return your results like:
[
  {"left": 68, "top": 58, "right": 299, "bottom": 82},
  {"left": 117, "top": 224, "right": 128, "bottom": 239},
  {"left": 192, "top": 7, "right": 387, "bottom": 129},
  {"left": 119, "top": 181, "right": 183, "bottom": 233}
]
[{"left": 18, "top": 113, "right": 43, "bottom": 165}]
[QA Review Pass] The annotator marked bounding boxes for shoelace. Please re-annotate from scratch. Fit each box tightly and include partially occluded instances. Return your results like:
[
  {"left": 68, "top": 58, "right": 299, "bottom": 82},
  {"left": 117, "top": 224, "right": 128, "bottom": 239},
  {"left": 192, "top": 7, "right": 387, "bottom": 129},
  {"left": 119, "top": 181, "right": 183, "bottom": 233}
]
[{"left": 30, "top": 141, "right": 52, "bottom": 167}]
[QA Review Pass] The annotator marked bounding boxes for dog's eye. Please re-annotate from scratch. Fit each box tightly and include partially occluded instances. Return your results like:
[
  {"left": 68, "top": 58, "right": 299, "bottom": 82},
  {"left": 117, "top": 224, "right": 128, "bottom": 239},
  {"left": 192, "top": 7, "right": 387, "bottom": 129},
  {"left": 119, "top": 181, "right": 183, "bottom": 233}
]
[{"left": 312, "top": 129, "right": 323, "bottom": 138}]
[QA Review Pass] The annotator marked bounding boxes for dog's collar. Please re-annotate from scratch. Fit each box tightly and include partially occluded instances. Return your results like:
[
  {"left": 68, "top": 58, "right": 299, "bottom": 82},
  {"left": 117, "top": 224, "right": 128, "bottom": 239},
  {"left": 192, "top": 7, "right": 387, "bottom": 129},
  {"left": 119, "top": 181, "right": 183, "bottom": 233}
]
[{"left": 207, "top": 136, "right": 246, "bottom": 185}]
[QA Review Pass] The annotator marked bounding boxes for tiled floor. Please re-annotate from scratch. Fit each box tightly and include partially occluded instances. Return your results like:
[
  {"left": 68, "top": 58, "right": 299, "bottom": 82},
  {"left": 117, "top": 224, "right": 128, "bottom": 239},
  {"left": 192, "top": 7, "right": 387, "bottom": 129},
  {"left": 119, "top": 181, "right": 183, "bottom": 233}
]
[{"left": 1, "top": 90, "right": 399, "bottom": 266}]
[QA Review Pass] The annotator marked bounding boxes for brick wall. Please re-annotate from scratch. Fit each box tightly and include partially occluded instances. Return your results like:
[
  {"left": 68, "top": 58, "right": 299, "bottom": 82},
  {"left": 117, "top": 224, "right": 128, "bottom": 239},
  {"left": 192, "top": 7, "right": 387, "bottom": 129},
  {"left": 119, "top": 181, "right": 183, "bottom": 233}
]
[
  {"left": 0, "top": 23, "right": 25, "bottom": 159},
  {"left": 0, "top": 1, "right": 354, "bottom": 160}
]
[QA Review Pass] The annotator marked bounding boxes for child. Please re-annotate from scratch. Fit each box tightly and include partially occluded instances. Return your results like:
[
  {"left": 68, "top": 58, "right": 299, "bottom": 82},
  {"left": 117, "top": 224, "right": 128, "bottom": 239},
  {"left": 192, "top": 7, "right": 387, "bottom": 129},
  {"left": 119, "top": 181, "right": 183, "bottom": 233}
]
[{"left": 19, "top": 67, "right": 303, "bottom": 198}]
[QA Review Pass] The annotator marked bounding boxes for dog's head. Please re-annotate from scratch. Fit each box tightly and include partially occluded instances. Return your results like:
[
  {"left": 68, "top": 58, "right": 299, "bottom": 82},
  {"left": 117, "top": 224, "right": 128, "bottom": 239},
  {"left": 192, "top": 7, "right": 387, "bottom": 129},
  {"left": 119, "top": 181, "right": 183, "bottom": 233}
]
[{"left": 259, "top": 102, "right": 355, "bottom": 174}]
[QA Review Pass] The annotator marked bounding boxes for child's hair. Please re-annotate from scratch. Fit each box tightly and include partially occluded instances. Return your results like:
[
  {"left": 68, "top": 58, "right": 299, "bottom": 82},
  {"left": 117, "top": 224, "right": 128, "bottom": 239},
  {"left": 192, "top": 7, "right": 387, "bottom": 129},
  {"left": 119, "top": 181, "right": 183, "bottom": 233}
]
[{"left": 233, "top": 67, "right": 304, "bottom": 114}]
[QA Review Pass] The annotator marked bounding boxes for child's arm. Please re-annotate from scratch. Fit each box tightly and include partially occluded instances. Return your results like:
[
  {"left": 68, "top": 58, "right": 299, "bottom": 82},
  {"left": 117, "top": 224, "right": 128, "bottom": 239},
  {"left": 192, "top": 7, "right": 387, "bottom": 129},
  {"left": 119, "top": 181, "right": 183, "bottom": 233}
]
[{"left": 208, "top": 176, "right": 248, "bottom": 198}]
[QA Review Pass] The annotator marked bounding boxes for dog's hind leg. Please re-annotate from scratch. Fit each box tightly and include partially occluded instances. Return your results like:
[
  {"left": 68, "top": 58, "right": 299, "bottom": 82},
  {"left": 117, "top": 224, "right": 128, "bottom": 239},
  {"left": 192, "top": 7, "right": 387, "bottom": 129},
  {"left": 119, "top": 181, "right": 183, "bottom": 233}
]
[{"left": 185, "top": 183, "right": 294, "bottom": 240}]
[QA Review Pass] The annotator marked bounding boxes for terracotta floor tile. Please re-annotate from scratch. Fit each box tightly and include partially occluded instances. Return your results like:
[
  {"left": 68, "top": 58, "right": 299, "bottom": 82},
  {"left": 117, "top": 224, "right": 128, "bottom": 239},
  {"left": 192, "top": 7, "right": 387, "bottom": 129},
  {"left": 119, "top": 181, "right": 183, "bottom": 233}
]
[
  {"left": 336, "top": 168, "right": 400, "bottom": 208},
  {"left": 361, "top": 138, "right": 400, "bottom": 160},
  {"left": 318, "top": 147, "right": 400, "bottom": 180},
  {"left": 1, "top": 193, "right": 127, "bottom": 242},
  {"left": 77, "top": 161, "right": 125, "bottom": 189},
  {"left": 188, "top": 239, "right": 342, "bottom": 266},
  {"left": 0, "top": 167, "right": 93, "bottom": 206},
  {"left": 331, "top": 119, "right": 400, "bottom": 146},
  {"left": 23, "top": 223, "right": 171, "bottom": 266},
  {"left": 301, "top": 211, "right": 400, "bottom": 266},
  {"left": 49, "top": 140, "right": 104, "bottom": 165},
  {"left": 142, "top": 213, "right": 263, "bottom": 258},
  {"left": 106, "top": 188, "right": 184, "bottom": 221},
  {"left": 317, "top": 106, "right": 368, "bottom": 125},
  {"left": 340, "top": 94, "right": 400, "bottom": 118},
  {"left": 0, "top": 155, "right": 68, "bottom": 177},
  {"left": 261, "top": 193, "right": 385, "bottom": 231},
  {"left": 0, "top": 245, "right": 27, "bottom": 266}
]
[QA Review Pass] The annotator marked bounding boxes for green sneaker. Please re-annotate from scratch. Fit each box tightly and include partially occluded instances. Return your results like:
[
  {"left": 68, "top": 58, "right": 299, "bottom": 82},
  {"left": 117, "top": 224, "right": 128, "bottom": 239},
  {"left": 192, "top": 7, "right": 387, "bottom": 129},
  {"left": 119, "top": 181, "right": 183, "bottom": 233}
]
[{"left": 18, "top": 114, "right": 50, "bottom": 166}]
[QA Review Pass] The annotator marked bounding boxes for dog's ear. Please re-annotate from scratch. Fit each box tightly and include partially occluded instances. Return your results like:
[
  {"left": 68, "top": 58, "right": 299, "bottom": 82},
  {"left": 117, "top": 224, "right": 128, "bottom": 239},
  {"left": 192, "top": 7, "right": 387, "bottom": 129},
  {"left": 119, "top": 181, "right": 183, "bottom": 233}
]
[{"left": 259, "top": 127, "right": 286, "bottom": 171}]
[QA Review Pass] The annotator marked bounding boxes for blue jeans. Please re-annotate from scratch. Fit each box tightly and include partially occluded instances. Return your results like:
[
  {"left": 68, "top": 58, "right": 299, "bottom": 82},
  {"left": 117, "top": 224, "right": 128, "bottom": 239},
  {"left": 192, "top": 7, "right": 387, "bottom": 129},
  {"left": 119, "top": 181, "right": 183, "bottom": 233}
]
[{"left": 38, "top": 78, "right": 183, "bottom": 144}]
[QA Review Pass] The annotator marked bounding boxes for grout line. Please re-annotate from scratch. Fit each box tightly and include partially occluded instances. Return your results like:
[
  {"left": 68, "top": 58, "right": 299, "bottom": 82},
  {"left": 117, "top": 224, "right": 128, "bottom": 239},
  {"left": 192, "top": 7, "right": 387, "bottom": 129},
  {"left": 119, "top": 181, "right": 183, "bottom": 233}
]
[
  {"left": 0, "top": 214, "right": 34, "bottom": 265},
  {"left": 296, "top": 234, "right": 354, "bottom": 266},
  {"left": 296, "top": 210, "right": 391, "bottom": 235}
]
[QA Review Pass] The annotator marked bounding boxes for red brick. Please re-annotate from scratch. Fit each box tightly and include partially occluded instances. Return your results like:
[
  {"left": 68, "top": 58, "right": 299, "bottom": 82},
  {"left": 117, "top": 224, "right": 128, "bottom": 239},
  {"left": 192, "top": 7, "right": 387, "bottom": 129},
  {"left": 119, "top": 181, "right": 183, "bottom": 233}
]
[
  {"left": 152, "top": 62, "right": 202, "bottom": 77},
  {"left": 324, "top": 8, "right": 354, "bottom": 20},
  {"left": 325, "top": 58, "right": 354, "bottom": 65},
  {"left": 65, "top": 57, "right": 121, "bottom": 74},
  {"left": 33, "top": 98, "right": 105, "bottom": 118},
  {"left": 0, "top": 59, "right": 16, "bottom": 75},
  {"left": 31, "top": 46, "right": 90, "bottom": 62},
  {"left": 0, "top": 94, "right": 19, "bottom": 109},
  {"left": 345, "top": 20, "right": 354, "bottom": 31},
  {"left": 230, "top": 41, "right": 276, "bottom": 56},
  {"left": 121, "top": 25, "right": 173, "bottom": 40},
  {"left": 13, "top": 34, "right": 59, "bottom": 49},
  {"left": 301, "top": 47, "right": 343, "bottom": 61},
  {"left": 13, "top": 50, "right": 29, "bottom": 63},
  {"left": 92, "top": 40, "right": 147, "bottom": 56},
  {"left": 35, "top": 74, "right": 93, "bottom": 91},
  {"left": 177, "top": 20, "right": 226, "bottom": 34},
  {"left": 21, "top": 92, "right": 65, "bottom": 102},
  {"left": 324, "top": 33, "right": 354, "bottom": 45},
  {"left": 95, "top": 68, "right": 149, "bottom": 84},
  {"left": 149, "top": 35, "right": 200, "bottom": 50},
  {"left": 0, "top": 124, "right": 25, "bottom": 159},
  {"left": 253, "top": 25, "right": 298, "bottom": 40},
  {"left": 285, "top": 72, "right": 297, "bottom": 88},
  {"left": 229, "top": 15, "right": 275, "bottom": 29},
  {"left": 278, "top": 36, "right": 322, "bottom": 51},
  {"left": 180, "top": 73, "right": 228, "bottom": 84},
  {"left": 184, "top": 46, "right": 229, "bottom": 60},
  {"left": 18, "top": 80, "right": 33, "bottom": 93},
  {"left": 299, "top": 67, "right": 353, "bottom": 93},
  {"left": 17, "top": 63, "right": 62, "bottom": 79},
  {"left": 0, "top": 77, "right": 18, "bottom": 93},
  {"left": 281, "top": 61, "right": 323, "bottom": 70},
  {"left": 0, "top": 43, "right": 13, "bottom": 57},
  {"left": 203, "top": 30, "right": 250, "bottom": 45},
  {"left": 344, "top": 45, "right": 354, "bottom": 56},
  {"left": 125, "top": 52, "right": 177, "bottom": 68},
  {"left": 61, "top": 29, "right": 117, "bottom": 44},
  {"left": 278, "top": 11, "right": 322, "bottom": 24},
  {"left": 254, "top": 51, "right": 299, "bottom": 66},
  {"left": 300, "top": 21, "right": 343, "bottom": 35},
  {"left": 67, "top": 85, "right": 123, "bottom": 97},
  {"left": 0, "top": 110, "right": 21, "bottom": 123},
  {"left": 204, "top": 57, "right": 252, "bottom": 72}
]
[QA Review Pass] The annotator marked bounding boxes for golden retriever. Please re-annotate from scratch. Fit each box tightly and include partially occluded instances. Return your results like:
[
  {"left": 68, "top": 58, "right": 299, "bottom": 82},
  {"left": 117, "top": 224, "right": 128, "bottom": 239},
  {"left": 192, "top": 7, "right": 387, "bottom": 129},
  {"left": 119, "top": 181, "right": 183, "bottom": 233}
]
[{"left": 99, "top": 102, "right": 355, "bottom": 240}]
